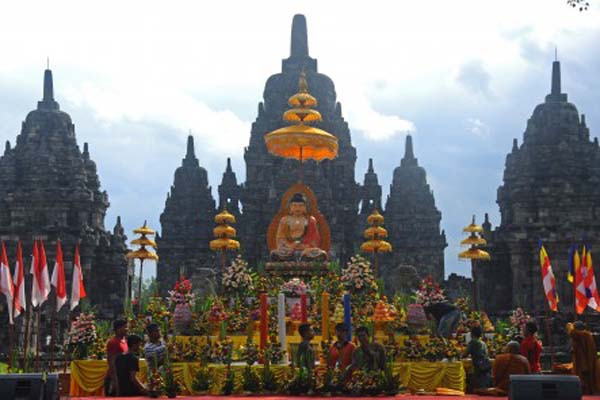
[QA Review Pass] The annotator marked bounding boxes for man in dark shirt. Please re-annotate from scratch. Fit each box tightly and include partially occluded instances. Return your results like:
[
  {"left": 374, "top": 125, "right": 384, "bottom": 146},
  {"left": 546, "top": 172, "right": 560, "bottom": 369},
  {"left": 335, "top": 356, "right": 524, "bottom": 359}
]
[
  {"left": 297, "top": 323, "right": 315, "bottom": 371},
  {"left": 115, "top": 334, "right": 147, "bottom": 396},
  {"left": 351, "top": 326, "right": 386, "bottom": 372},
  {"left": 424, "top": 302, "right": 461, "bottom": 338}
]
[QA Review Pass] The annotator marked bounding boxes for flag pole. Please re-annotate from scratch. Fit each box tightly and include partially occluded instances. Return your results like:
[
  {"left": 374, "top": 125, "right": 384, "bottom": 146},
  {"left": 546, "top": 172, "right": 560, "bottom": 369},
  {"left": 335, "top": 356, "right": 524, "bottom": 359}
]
[
  {"left": 35, "top": 306, "right": 41, "bottom": 371},
  {"left": 49, "top": 295, "right": 55, "bottom": 372}
]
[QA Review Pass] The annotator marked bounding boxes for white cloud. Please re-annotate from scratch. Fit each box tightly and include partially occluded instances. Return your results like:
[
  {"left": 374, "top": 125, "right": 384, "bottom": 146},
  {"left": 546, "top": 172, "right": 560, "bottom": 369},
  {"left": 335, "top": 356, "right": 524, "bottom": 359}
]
[{"left": 466, "top": 118, "right": 490, "bottom": 138}]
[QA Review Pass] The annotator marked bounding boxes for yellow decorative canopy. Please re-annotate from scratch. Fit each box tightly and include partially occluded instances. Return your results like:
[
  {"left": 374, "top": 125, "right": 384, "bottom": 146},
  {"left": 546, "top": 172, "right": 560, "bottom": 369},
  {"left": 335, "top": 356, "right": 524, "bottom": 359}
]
[
  {"left": 366, "top": 209, "right": 385, "bottom": 227},
  {"left": 458, "top": 247, "right": 491, "bottom": 261},
  {"left": 463, "top": 215, "right": 483, "bottom": 233},
  {"left": 460, "top": 235, "right": 487, "bottom": 246},
  {"left": 131, "top": 237, "right": 157, "bottom": 248},
  {"left": 361, "top": 209, "right": 392, "bottom": 255},
  {"left": 213, "top": 225, "right": 236, "bottom": 239},
  {"left": 210, "top": 207, "right": 240, "bottom": 252},
  {"left": 133, "top": 221, "right": 156, "bottom": 236},
  {"left": 364, "top": 226, "right": 388, "bottom": 240},
  {"left": 361, "top": 240, "right": 393, "bottom": 253},
  {"left": 264, "top": 72, "right": 338, "bottom": 162},
  {"left": 127, "top": 247, "right": 159, "bottom": 261},
  {"left": 214, "top": 209, "right": 236, "bottom": 225}
]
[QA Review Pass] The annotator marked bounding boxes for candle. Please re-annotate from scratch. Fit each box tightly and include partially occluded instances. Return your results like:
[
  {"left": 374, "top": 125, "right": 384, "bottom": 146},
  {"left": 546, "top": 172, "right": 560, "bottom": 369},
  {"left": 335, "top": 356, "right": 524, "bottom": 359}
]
[
  {"left": 278, "top": 292, "right": 286, "bottom": 362},
  {"left": 300, "top": 293, "right": 308, "bottom": 323},
  {"left": 322, "top": 292, "right": 330, "bottom": 341},
  {"left": 343, "top": 293, "right": 351, "bottom": 340},
  {"left": 260, "top": 293, "right": 268, "bottom": 350}
]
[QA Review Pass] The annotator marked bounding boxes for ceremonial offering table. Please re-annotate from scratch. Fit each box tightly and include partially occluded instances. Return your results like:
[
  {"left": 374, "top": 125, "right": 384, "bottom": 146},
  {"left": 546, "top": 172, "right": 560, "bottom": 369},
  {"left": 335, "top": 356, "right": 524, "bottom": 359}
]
[{"left": 69, "top": 359, "right": 466, "bottom": 396}]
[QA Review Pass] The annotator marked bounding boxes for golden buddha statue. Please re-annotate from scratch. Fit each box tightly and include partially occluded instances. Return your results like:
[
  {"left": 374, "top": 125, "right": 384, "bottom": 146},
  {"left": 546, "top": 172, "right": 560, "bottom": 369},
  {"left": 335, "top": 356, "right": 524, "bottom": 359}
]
[{"left": 270, "top": 193, "right": 327, "bottom": 262}]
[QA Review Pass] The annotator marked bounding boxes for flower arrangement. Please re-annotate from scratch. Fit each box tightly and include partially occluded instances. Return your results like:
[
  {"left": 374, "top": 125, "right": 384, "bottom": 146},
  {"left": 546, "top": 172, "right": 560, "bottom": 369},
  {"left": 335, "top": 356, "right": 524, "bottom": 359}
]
[
  {"left": 265, "top": 340, "right": 286, "bottom": 364},
  {"left": 341, "top": 255, "right": 377, "bottom": 294},
  {"left": 166, "top": 336, "right": 205, "bottom": 362},
  {"left": 160, "top": 364, "right": 181, "bottom": 398},
  {"left": 287, "top": 366, "right": 314, "bottom": 395},
  {"left": 423, "top": 337, "right": 462, "bottom": 361},
  {"left": 207, "top": 302, "right": 228, "bottom": 324},
  {"left": 242, "top": 365, "right": 262, "bottom": 393},
  {"left": 191, "top": 366, "right": 213, "bottom": 393},
  {"left": 454, "top": 297, "right": 471, "bottom": 314},
  {"left": 415, "top": 275, "right": 446, "bottom": 307},
  {"left": 210, "top": 338, "right": 233, "bottom": 364},
  {"left": 239, "top": 340, "right": 261, "bottom": 366},
  {"left": 282, "top": 278, "right": 308, "bottom": 297},
  {"left": 398, "top": 337, "right": 426, "bottom": 361},
  {"left": 290, "top": 303, "right": 303, "bottom": 322},
  {"left": 344, "top": 370, "right": 383, "bottom": 396},
  {"left": 65, "top": 313, "right": 97, "bottom": 359},
  {"left": 508, "top": 307, "right": 531, "bottom": 338},
  {"left": 167, "top": 276, "right": 196, "bottom": 307},
  {"left": 147, "top": 368, "right": 164, "bottom": 398},
  {"left": 222, "top": 255, "right": 255, "bottom": 295}
]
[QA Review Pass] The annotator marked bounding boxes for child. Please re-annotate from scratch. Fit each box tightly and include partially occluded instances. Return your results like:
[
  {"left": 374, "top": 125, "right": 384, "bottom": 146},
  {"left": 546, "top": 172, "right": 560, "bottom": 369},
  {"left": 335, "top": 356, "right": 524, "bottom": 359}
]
[
  {"left": 521, "top": 321, "right": 542, "bottom": 373},
  {"left": 297, "top": 323, "right": 315, "bottom": 371}
]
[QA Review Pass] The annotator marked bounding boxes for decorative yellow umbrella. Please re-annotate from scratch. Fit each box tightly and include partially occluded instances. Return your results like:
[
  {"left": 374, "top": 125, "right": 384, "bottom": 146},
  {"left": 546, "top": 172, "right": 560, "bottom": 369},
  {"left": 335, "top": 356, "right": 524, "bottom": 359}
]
[
  {"left": 127, "top": 220, "right": 158, "bottom": 314},
  {"left": 210, "top": 208, "right": 241, "bottom": 284},
  {"left": 361, "top": 209, "right": 392, "bottom": 276},
  {"left": 264, "top": 72, "right": 338, "bottom": 179},
  {"left": 458, "top": 215, "right": 490, "bottom": 311}
]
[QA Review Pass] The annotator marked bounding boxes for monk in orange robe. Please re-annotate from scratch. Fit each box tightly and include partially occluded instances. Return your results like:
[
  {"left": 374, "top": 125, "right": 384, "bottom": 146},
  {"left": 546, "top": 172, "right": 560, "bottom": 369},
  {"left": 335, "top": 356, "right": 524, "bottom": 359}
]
[
  {"left": 568, "top": 321, "right": 598, "bottom": 395},
  {"left": 475, "top": 341, "right": 530, "bottom": 396}
]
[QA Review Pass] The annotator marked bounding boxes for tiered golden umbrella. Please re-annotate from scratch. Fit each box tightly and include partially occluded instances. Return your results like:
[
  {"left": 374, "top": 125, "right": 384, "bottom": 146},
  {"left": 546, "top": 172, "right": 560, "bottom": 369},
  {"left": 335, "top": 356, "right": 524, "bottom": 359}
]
[
  {"left": 264, "top": 72, "right": 338, "bottom": 180},
  {"left": 210, "top": 208, "right": 240, "bottom": 281},
  {"left": 361, "top": 209, "right": 392, "bottom": 276},
  {"left": 127, "top": 221, "right": 158, "bottom": 314},
  {"left": 458, "top": 215, "right": 490, "bottom": 311}
]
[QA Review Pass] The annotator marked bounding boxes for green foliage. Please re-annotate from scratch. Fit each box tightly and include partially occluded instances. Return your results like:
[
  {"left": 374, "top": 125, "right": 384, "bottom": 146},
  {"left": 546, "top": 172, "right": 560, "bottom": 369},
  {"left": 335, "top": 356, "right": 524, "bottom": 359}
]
[
  {"left": 262, "top": 362, "right": 279, "bottom": 392},
  {"left": 192, "top": 366, "right": 213, "bottom": 393},
  {"left": 287, "top": 366, "right": 314, "bottom": 395},
  {"left": 241, "top": 365, "right": 262, "bottom": 392},
  {"left": 222, "top": 369, "right": 236, "bottom": 395}
]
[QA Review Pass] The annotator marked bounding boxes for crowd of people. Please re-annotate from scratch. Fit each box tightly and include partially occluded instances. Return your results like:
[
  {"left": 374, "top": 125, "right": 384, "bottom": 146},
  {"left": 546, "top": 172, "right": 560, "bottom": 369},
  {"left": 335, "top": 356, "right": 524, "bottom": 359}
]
[{"left": 102, "top": 313, "right": 598, "bottom": 397}]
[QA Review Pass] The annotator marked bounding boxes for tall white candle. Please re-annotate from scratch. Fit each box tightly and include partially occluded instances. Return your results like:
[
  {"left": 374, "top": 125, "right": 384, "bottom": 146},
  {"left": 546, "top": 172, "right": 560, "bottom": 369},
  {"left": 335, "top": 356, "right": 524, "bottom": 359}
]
[{"left": 278, "top": 292, "right": 287, "bottom": 363}]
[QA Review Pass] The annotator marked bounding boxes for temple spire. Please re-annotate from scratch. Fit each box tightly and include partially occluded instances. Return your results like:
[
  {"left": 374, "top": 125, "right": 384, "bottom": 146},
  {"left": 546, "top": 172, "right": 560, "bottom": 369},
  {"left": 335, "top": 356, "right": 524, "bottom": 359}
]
[
  {"left": 4, "top": 140, "right": 10, "bottom": 155},
  {"left": 83, "top": 142, "right": 90, "bottom": 160},
  {"left": 38, "top": 67, "right": 59, "bottom": 111},
  {"left": 368, "top": 158, "right": 374, "bottom": 173},
  {"left": 290, "top": 14, "right": 309, "bottom": 58},
  {"left": 186, "top": 135, "right": 195, "bottom": 159},
  {"left": 551, "top": 60, "right": 561, "bottom": 95},
  {"left": 404, "top": 135, "right": 415, "bottom": 160},
  {"left": 226, "top": 157, "right": 232, "bottom": 172}
]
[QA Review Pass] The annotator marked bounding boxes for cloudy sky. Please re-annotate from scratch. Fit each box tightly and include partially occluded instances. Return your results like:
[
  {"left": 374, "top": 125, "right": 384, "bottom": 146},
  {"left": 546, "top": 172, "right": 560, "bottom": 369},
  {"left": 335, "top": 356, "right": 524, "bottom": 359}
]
[{"left": 1, "top": 0, "right": 599, "bottom": 279}]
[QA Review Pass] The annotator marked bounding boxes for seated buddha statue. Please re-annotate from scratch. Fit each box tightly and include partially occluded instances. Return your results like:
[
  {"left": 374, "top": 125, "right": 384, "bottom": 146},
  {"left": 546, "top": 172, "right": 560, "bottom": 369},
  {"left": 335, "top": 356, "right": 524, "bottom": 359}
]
[{"left": 270, "top": 193, "right": 327, "bottom": 262}]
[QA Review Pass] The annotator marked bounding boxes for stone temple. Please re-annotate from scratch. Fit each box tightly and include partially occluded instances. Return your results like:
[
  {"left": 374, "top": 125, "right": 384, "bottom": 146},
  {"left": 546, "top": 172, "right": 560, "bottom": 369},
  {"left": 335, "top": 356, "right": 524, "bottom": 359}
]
[
  {"left": 478, "top": 60, "right": 600, "bottom": 314},
  {"left": 0, "top": 69, "right": 128, "bottom": 351},
  {"left": 156, "top": 14, "right": 447, "bottom": 294}
]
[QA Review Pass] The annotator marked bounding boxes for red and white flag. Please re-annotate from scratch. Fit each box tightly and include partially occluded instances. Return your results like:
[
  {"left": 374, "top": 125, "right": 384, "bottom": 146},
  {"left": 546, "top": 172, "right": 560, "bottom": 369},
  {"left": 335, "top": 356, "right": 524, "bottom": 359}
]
[
  {"left": 31, "top": 240, "right": 50, "bottom": 308},
  {"left": 538, "top": 242, "right": 558, "bottom": 312},
  {"left": 70, "top": 243, "right": 86, "bottom": 311},
  {"left": 50, "top": 240, "right": 67, "bottom": 312},
  {"left": 0, "top": 241, "right": 15, "bottom": 324},
  {"left": 583, "top": 247, "right": 600, "bottom": 312},
  {"left": 13, "top": 241, "right": 26, "bottom": 318}
]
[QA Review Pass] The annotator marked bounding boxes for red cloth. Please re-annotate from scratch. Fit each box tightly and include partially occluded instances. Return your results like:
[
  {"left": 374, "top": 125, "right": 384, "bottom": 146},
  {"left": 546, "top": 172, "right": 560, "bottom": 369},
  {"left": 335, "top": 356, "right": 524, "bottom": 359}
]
[
  {"left": 106, "top": 337, "right": 128, "bottom": 358},
  {"left": 329, "top": 341, "right": 356, "bottom": 370},
  {"left": 303, "top": 216, "right": 321, "bottom": 248},
  {"left": 520, "top": 335, "right": 542, "bottom": 373}
]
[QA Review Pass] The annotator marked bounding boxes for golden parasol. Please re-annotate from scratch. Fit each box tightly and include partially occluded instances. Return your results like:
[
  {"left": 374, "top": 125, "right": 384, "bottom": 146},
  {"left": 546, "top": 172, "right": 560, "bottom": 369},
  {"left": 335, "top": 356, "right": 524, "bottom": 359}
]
[
  {"left": 458, "top": 215, "right": 490, "bottom": 311},
  {"left": 264, "top": 72, "right": 338, "bottom": 165},
  {"left": 361, "top": 209, "right": 392, "bottom": 276},
  {"left": 210, "top": 208, "right": 241, "bottom": 287},
  {"left": 127, "top": 220, "right": 158, "bottom": 314}
]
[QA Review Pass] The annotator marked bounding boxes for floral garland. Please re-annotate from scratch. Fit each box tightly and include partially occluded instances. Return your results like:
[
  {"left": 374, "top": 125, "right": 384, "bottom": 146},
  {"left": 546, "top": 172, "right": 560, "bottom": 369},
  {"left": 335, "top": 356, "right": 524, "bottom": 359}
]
[
  {"left": 282, "top": 278, "right": 308, "bottom": 297},
  {"left": 222, "top": 255, "right": 255, "bottom": 295},
  {"left": 415, "top": 275, "right": 446, "bottom": 307},
  {"left": 167, "top": 276, "right": 196, "bottom": 307}
]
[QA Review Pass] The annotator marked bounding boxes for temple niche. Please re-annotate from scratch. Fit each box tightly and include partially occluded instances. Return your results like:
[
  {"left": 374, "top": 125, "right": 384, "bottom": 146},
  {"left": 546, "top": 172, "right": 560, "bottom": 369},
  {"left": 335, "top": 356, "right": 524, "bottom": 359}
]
[
  {"left": 478, "top": 60, "right": 600, "bottom": 314},
  {"left": 155, "top": 14, "right": 446, "bottom": 294},
  {"left": 0, "top": 68, "right": 128, "bottom": 350}
]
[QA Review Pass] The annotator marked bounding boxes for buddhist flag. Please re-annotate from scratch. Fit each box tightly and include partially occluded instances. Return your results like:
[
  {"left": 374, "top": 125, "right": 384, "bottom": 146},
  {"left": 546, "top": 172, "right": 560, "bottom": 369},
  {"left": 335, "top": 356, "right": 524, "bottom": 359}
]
[
  {"left": 568, "top": 243, "right": 575, "bottom": 283},
  {"left": 13, "top": 241, "right": 26, "bottom": 318},
  {"left": 575, "top": 246, "right": 589, "bottom": 314},
  {"left": 583, "top": 246, "right": 600, "bottom": 312},
  {"left": 50, "top": 240, "right": 67, "bottom": 312},
  {"left": 0, "top": 241, "right": 15, "bottom": 324},
  {"left": 31, "top": 240, "right": 51, "bottom": 308},
  {"left": 70, "top": 243, "right": 86, "bottom": 311},
  {"left": 539, "top": 241, "right": 558, "bottom": 312}
]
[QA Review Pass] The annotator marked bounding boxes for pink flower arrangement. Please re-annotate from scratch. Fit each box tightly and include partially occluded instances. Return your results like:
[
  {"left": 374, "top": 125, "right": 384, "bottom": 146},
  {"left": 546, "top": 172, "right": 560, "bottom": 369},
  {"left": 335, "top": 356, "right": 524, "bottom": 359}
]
[
  {"left": 282, "top": 278, "right": 308, "bottom": 297},
  {"left": 65, "top": 312, "right": 97, "bottom": 347},
  {"left": 207, "top": 302, "right": 228, "bottom": 324},
  {"left": 341, "top": 255, "right": 377, "bottom": 293},
  {"left": 415, "top": 275, "right": 446, "bottom": 307},
  {"left": 168, "top": 276, "right": 196, "bottom": 307},
  {"left": 222, "top": 256, "right": 255, "bottom": 294},
  {"left": 508, "top": 307, "right": 531, "bottom": 338}
]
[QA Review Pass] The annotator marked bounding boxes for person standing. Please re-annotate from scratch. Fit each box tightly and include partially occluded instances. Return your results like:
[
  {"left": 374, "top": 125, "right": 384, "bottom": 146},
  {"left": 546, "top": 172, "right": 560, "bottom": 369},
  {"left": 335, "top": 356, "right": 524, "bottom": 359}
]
[
  {"left": 144, "top": 323, "right": 166, "bottom": 368},
  {"left": 329, "top": 323, "right": 356, "bottom": 371},
  {"left": 465, "top": 326, "right": 491, "bottom": 390},
  {"left": 567, "top": 321, "right": 597, "bottom": 394},
  {"left": 520, "top": 321, "right": 542, "bottom": 373},
  {"left": 115, "top": 335, "right": 148, "bottom": 396},
  {"left": 297, "top": 323, "right": 315, "bottom": 371},
  {"left": 105, "top": 319, "right": 128, "bottom": 396},
  {"left": 424, "top": 302, "right": 461, "bottom": 338}
]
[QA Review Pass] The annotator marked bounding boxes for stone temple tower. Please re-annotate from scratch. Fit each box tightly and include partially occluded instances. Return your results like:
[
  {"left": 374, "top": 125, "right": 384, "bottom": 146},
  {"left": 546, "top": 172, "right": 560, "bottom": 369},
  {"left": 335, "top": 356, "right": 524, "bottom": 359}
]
[
  {"left": 157, "top": 136, "right": 217, "bottom": 295},
  {"left": 384, "top": 135, "right": 447, "bottom": 282},
  {"left": 240, "top": 14, "right": 359, "bottom": 265},
  {"left": 478, "top": 59, "right": 600, "bottom": 314},
  {"left": 0, "top": 68, "right": 128, "bottom": 328}
]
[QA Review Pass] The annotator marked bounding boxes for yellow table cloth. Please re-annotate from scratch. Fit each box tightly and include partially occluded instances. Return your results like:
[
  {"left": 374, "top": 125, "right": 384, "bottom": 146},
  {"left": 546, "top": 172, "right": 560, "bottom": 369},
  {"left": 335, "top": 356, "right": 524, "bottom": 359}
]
[{"left": 70, "top": 359, "right": 465, "bottom": 396}]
